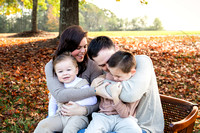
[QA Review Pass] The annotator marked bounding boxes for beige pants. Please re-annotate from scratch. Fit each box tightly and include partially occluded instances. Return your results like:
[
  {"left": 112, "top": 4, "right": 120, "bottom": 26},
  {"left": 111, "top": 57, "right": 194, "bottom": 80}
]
[{"left": 34, "top": 114, "right": 89, "bottom": 133}]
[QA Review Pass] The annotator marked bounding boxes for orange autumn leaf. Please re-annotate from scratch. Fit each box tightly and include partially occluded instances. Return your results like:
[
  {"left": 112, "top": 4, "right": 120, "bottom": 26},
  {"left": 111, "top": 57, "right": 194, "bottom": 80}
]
[
  {"left": 0, "top": 35, "right": 199, "bottom": 132},
  {"left": 15, "top": 70, "right": 20, "bottom": 74}
]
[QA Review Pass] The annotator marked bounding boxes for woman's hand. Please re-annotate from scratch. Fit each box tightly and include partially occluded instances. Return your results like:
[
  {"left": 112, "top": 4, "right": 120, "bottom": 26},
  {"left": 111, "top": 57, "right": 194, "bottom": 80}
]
[
  {"left": 91, "top": 75, "right": 105, "bottom": 88},
  {"left": 60, "top": 101, "right": 87, "bottom": 116},
  {"left": 95, "top": 82, "right": 112, "bottom": 99},
  {"left": 91, "top": 74, "right": 113, "bottom": 99}
]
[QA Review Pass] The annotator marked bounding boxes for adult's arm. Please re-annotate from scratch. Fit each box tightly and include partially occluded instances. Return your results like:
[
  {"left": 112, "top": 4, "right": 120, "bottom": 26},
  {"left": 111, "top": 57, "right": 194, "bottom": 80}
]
[
  {"left": 75, "top": 84, "right": 97, "bottom": 106},
  {"left": 106, "top": 55, "right": 153, "bottom": 103},
  {"left": 45, "top": 60, "right": 96, "bottom": 103}
]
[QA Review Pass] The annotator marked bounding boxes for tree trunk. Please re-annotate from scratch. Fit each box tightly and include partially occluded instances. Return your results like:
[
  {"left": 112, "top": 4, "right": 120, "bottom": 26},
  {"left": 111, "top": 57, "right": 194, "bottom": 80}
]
[
  {"left": 32, "top": 0, "right": 38, "bottom": 32},
  {"left": 59, "top": 0, "right": 79, "bottom": 36}
]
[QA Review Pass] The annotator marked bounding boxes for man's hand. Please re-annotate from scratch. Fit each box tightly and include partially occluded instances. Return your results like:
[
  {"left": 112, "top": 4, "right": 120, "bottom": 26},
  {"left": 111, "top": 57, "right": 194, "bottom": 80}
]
[{"left": 60, "top": 101, "right": 87, "bottom": 116}]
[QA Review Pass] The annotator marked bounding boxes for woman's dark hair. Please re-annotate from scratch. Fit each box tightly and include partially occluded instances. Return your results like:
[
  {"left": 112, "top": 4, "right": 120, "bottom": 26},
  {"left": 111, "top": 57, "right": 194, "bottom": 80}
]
[
  {"left": 53, "top": 25, "right": 88, "bottom": 76},
  {"left": 107, "top": 51, "right": 136, "bottom": 73},
  {"left": 88, "top": 36, "right": 115, "bottom": 60}
]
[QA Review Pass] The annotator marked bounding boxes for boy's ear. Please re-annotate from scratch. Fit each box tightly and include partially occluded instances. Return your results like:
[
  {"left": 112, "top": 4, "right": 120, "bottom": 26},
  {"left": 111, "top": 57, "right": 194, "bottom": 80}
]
[{"left": 131, "top": 68, "right": 136, "bottom": 76}]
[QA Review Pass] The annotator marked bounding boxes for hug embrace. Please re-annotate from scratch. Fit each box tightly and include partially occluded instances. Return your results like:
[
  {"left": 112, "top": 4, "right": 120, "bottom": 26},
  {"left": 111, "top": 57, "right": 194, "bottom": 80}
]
[{"left": 34, "top": 25, "right": 164, "bottom": 133}]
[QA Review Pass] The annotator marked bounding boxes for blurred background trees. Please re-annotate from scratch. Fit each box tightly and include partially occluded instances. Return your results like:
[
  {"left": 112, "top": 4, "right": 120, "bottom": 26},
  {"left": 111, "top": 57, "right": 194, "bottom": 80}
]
[{"left": 0, "top": 1, "right": 163, "bottom": 33}]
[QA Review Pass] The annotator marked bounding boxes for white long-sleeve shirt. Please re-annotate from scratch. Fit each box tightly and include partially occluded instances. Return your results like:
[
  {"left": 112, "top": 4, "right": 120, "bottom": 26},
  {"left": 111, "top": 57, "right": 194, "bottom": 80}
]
[{"left": 48, "top": 77, "right": 97, "bottom": 117}]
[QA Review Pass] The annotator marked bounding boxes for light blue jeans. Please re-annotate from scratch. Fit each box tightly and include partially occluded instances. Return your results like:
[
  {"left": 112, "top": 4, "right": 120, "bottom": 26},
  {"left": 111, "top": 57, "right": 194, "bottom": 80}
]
[
  {"left": 83, "top": 112, "right": 143, "bottom": 133},
  {"left": 78, "top": 129, "right": 147, "bottom": 133}
]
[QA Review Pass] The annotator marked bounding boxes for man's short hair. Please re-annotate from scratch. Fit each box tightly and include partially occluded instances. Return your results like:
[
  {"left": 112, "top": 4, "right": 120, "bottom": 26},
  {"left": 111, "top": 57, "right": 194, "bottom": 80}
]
[{"left": 88, "top": 36, "right": 115, "bottom": 60}]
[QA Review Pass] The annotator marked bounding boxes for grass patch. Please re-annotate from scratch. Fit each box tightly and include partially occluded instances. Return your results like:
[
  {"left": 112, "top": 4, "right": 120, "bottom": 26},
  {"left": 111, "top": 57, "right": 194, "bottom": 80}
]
[
  {"left": 1, "top": 31, "right": 200, "bottom": 38},
  {"left": 88, "top": 31, "right": 200, "bottom": 37}
]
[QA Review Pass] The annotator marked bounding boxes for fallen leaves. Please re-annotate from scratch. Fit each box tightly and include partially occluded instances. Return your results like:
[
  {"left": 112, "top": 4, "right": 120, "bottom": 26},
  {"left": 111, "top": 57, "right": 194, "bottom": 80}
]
[
  {"left": 0, "top": 37, "right": 57, "bottom": 132},
  {"left": 0, "top": 35, "right": 199, "bottom": 132}
]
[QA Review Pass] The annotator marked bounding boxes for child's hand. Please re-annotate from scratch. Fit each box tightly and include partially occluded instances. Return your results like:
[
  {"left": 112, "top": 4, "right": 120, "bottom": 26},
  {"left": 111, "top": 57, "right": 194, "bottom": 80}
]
[
  {"left": 110, "top": 82, "right": 122, "bottom": 98},
  {"left": 110, "top": 82, "right": 122, "bottom": 105}
]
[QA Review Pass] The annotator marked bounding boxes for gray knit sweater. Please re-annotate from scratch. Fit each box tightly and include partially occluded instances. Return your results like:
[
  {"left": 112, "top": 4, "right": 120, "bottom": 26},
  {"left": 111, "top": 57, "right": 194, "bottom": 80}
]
[
  {"left": 45, "top": 58, "right": 103, "bottom": 116},
  {"left": 46, "top": 55, "right": 164, "bottom": 132}
]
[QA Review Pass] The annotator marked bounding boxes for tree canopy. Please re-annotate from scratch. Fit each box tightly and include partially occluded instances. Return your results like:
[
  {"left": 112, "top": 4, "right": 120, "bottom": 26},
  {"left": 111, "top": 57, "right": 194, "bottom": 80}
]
[
  {"left": 0, "top": 0, "right": 60, "bottom": 15},
  {"left": 0, "top": 0, "right": 163, "bottom": 33}
]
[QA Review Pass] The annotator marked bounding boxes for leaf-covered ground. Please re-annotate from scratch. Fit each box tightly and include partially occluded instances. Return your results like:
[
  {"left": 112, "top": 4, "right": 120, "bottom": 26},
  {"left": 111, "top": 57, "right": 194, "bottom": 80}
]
[{"left": 0, "top": 34, "right": 199, "bottom": 132}]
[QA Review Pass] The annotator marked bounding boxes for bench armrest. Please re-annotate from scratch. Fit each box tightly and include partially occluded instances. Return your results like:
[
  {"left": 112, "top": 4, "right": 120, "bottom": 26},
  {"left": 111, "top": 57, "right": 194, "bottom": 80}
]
[{"left": 169, "top": 106, "right": 198, "bottom": 132}]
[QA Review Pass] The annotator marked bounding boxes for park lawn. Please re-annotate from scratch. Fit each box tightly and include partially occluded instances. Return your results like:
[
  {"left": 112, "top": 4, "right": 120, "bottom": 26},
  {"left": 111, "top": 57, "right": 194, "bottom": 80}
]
[
  {"left": 1, "top": 30, "right": 200, "bottom": 38},
  {"left": 0, "top": 33, "right": 199, "bottom": 132},
  {"left": 88, "top": 30, "right": 200, "bottom": 37}
]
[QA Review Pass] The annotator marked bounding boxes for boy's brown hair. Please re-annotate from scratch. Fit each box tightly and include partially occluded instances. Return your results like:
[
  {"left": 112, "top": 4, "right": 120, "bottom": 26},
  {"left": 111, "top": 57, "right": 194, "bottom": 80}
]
[{"left": 107, "top": 50, "right": 136, "bottom": 73}]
